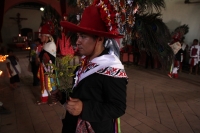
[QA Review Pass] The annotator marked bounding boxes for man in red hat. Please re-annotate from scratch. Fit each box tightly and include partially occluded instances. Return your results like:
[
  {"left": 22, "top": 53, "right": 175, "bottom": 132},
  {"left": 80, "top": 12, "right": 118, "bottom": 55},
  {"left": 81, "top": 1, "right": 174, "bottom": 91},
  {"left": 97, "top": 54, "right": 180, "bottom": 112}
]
[
  {"left": 51, "top": 1, "right": 128, "bottom": 132},
  {"left": 37, "top": 21, "right": 57, "bottom": 105}
]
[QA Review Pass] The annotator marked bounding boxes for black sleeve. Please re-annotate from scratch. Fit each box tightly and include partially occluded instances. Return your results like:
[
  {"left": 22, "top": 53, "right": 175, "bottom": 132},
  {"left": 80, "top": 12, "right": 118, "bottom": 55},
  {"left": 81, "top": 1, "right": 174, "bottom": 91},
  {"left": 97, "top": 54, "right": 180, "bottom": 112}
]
[
  {"left": 81, "top": 76, "right": 127, "bottom": 122},
  {"left": 39, "top": 50, "right": 45, "bottom": 62},
  {"left": 39, "top": 50, "right": 55, "bottom": 63}
]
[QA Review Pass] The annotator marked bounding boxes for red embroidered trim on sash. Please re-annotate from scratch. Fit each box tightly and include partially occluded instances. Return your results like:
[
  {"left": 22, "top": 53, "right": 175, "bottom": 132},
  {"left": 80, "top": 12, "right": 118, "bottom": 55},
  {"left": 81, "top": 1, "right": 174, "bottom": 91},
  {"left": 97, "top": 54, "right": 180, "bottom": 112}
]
[
  {"left": 97, "top": 67, "right": 128, "bottom": 78},
  {"left": 76, "top": 118, "right": 95, "bottom": 133}
]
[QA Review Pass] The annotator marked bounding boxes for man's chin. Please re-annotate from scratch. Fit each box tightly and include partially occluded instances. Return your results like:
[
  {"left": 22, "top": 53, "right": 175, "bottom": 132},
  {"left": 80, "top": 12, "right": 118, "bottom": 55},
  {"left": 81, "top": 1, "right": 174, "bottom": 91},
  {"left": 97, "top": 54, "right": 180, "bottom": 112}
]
[{"left": 78, "top": 51, "right": 84, "bottom": 56}]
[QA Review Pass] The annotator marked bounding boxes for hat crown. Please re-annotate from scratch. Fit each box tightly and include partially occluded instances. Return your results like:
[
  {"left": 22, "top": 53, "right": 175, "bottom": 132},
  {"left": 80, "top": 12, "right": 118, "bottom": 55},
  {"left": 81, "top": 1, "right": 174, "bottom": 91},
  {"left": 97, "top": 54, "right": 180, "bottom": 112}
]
[
  {"left": 40, "top": 21, "right": 55, "bottom": 35},
  {"left": 60, "top": 4, "right": 123, "bottom": 38},
  {"left": 79, "top": 5, "right": 108, "bottom": 33}
]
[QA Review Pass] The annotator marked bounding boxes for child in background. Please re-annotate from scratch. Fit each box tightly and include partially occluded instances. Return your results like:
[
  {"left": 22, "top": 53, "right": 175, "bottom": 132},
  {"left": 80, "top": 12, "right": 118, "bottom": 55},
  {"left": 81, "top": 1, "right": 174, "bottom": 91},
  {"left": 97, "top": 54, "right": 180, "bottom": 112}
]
[{"left": 6, "top": 49, "right": 21, "bottom": 89}]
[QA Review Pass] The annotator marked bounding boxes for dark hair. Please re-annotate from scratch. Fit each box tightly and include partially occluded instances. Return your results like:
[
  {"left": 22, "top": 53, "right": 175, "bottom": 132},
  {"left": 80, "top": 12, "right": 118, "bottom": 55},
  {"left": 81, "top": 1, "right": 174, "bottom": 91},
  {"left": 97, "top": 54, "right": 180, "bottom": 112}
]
[
  {"left": 103, "top": 38, "right": 108, "bottom": 44},
  {"left": 91, "top": 35, "right": 108, "bottom": 44},
  {"left": 7, "top": 49, "right": 13, "bottom": 53},
  {"left": 194, "top": 39, "right": 199, "bottom": 42},
  {"left": 34, "top": 38, "right": 41, "bottom": 43},
  {"left": 90, "top": 35, "right": 98, "bottom": 40}
]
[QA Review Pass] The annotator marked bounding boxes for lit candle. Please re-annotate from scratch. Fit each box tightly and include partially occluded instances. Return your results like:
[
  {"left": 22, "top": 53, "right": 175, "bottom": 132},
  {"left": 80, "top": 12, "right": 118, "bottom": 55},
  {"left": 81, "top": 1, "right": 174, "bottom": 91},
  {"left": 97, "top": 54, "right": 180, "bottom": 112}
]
[{"left": 0, "top": 70, "right": 3, "bottom": 76}]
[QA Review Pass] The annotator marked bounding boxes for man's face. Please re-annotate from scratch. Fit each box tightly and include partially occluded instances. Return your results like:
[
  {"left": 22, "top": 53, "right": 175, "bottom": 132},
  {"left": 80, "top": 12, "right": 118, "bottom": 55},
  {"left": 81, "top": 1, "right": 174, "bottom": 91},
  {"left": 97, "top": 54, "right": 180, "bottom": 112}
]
[
  {"left": 76, "top": 33, "right": 97, "bottom": 56},
  {"left": 40, "top": 34, "right": 48, "bottom": 43}
]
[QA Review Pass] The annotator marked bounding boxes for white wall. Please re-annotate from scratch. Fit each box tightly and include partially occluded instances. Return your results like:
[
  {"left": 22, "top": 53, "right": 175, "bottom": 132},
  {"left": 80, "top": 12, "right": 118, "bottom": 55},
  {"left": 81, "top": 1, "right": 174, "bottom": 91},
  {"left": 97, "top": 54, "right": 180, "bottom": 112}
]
[
  {"left": 161, "top": 0, "right": 200, "bottom": 45},
  {"left": 2, "top": 8, "right": 43, "bottom": 45}
]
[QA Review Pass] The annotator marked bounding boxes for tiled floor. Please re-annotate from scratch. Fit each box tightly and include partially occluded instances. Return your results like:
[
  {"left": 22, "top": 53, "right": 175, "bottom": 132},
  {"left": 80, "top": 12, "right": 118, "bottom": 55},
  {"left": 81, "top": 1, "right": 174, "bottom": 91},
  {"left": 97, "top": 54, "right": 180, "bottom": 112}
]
[{"left": 0, "top": 49, "right": 200, "bottom": 133}]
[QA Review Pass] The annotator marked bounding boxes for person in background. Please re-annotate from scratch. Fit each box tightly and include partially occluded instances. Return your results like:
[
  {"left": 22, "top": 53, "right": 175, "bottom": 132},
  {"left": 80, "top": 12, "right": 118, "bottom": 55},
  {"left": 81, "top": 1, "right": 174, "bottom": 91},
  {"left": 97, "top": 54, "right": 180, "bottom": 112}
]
[
  {"left": 6, "top": 49, "right": 21, "bottom": 90},
  {"left": 168, "top": 48, "right": 183, "bottom": 78},
  {"left": 37, "top": 21, "right": 57, "bottom": 105},
  {"left": 51, "top": 2, "right": 128, "bottom": 133},
  {"left": 30, "top": 38, "right": 42, "bottom": 86},
  {"left": 145, "top": 52, "right": 154, "bottom": 69},
  {"left": 189, "top": 39, "right": 199, "bottom": 75},
  {"left": 181, "top": 42, "right": 189, "bottom": 71},
  {"left": 197, "top": 40, "right": 200, "bottom": 74},
  {"left": 132, "top": 40, "right": 140, "bottom": 66}
]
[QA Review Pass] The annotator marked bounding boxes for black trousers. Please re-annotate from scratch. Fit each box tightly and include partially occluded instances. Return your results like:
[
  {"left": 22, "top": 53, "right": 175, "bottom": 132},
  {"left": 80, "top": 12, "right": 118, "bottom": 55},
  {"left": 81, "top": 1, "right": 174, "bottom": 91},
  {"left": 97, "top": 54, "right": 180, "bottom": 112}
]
[
  {"left": 31, "top": 61, "right": 40, "bottom": 85},
  {"left": 10, "top": 74, "right": 20, "bottom": 84},
  {"left": 133, "top": 52, "right": 140, "bottom": 65}
]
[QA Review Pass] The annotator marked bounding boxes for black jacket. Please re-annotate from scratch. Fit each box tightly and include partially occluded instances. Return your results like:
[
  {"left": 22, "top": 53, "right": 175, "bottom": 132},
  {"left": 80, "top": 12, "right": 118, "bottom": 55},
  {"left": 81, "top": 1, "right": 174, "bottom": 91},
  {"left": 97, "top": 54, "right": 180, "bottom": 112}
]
[{"left": 61, "top": 50, "right": 127, "bottom": 133}]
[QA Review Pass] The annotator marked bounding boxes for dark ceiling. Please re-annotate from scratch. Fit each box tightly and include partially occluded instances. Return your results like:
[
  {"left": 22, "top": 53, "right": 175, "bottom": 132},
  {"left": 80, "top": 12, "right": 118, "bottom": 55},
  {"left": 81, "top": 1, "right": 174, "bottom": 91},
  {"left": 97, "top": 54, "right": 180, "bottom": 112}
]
[
  {"left": 13, "top": 2, "right": 45, "bottom": 10},
  {"left": 185, "top": 0, "right": 200, "bottom": 3},
  {"left": 12, "top": 1, "right": 200, "bottom": 10}
]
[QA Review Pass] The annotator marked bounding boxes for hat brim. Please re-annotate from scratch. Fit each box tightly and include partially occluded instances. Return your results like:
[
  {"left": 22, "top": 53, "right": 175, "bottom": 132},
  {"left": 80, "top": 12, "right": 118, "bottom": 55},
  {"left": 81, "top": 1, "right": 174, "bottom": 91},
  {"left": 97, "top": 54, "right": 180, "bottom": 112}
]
[{"left": 60, "top": 21, "right": 124, "bottom": 38}]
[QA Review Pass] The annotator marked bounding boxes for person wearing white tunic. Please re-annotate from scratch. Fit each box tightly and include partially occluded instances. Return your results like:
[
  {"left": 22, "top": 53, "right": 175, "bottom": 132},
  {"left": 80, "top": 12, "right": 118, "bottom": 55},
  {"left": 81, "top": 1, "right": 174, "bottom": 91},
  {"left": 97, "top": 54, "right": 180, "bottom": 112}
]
[
  {"left": 6, "top": 49, "right": 21, "bottom": 89},
  {"left": 189, "top": 39, "right": 199, "bottom": 74}
]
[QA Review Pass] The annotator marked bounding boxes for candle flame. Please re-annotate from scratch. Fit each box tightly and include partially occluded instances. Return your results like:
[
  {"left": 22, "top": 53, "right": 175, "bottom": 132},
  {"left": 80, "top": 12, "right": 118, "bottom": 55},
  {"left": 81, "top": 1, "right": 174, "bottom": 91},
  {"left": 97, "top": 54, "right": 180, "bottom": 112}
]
[{"left": 0, "top": 55, "right": 8, "bottom": 62}]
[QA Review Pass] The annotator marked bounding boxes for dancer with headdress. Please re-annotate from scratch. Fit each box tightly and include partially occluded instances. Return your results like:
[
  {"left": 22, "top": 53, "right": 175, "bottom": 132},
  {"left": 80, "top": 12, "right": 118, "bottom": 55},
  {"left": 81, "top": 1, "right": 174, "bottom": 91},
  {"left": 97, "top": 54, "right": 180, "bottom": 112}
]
[{"left": 37, "top": 21, "right": 57, "bottom": 105}]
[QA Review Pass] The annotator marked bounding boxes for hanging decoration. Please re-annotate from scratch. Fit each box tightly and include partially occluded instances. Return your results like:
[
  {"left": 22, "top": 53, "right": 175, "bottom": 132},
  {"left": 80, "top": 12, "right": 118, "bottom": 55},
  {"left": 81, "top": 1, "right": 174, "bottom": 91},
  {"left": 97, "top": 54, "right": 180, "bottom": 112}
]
[
  {"left": 41, "top": 5, "right": 62, "bottom": 38},
  {"left": 76, "top": 0, "right": 139, "bottom": 43},
  {"left": 77, "top": 0, "right": 93, "bottom": 9}
]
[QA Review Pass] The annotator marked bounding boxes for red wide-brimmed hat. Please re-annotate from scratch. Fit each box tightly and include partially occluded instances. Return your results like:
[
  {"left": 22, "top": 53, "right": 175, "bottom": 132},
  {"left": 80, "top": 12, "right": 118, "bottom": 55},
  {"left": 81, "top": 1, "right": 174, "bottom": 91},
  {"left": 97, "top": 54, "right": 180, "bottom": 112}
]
[{"left": 60, "top": 5, "right": 123, "bottom": 38}]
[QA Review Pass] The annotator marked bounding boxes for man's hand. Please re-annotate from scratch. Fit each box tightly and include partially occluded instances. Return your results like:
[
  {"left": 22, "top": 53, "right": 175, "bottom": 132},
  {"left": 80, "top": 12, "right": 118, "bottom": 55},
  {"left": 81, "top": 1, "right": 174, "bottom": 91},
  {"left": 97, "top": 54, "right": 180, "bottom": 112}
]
[
  {"left": 50, "top": 89, "right": 62, "bottom": 102},
  {"left": 66, "top": 97, "right": 83, "bottom": 116}
]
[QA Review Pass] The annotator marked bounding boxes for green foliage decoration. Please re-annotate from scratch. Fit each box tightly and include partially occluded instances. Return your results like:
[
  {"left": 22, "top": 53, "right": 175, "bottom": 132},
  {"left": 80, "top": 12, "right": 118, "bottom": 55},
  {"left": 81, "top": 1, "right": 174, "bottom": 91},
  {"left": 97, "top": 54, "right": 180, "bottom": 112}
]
[{"left": 45, "top": 55, "right": 79, "bottom": 98}]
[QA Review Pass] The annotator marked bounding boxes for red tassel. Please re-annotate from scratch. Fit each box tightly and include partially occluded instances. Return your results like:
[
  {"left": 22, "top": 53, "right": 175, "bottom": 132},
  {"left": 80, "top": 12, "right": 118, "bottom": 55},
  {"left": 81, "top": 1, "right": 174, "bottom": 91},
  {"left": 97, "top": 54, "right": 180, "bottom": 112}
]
[
  {"left": 41, "top": 96, "right": 48, "bottom": 103},
  {"left": 174, "top": 73, "right": 178, "bottom": 78}
]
